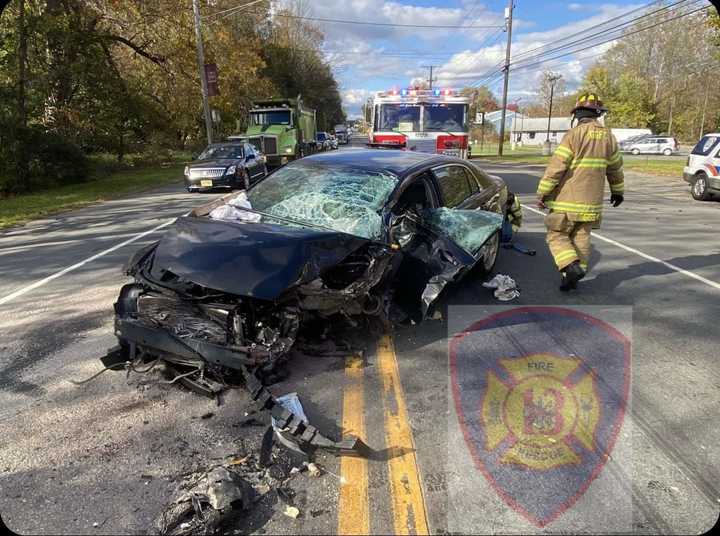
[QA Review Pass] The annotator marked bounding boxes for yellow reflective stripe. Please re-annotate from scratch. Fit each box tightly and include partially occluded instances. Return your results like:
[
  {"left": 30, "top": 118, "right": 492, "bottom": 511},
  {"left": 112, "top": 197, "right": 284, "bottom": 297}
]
[
  {"left": 570, "top": 157, "right": 608, "bottom": 169},
  {"left": 537, "top": 179, "right": 556, "bottom": 194},
  {"left": 554, "top": 145, "right": 573, "bottom": 160},
  {"left": 554, "top": 250, "right": 578, "bottom": 265},
  {"left": 608, "top": 151, "right": 622, "bottom": 165},
  {"left": 579, "top": 262, "right": 588, "bottom": 271},
  {"left": 610, "top": 181, "right": 624, "bottom": 193},
  {"left": 574, "top": 212, "right": 600, "bottom": 222},
  {"left": 546, "top": 200, "right": 603, "bottom": 212}
]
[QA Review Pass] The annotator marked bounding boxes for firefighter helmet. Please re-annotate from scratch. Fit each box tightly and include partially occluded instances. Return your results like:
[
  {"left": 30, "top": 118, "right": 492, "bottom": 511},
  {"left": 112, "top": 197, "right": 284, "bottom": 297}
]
[{"left": 571, "top": 92, "right": 608, "bottom": 114}]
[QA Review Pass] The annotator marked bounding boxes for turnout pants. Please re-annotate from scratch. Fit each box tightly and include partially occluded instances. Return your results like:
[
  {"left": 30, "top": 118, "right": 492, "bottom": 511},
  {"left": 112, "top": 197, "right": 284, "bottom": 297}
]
[{"left": 545, "top": 212, "right": 594, "bottom": 272}]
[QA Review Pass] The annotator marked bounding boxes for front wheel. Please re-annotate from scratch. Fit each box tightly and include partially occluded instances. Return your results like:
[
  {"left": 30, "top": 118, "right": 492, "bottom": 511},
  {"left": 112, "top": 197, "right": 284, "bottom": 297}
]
[
  {"left": 631, "top": 148, "right": 640, "bottom": 155},
  {"left": 692, "top": 173, "right": 711, "bottom": 201},
  {"left": 479, "top": 231, "right": 500, "bottom": 273},
  {"left": 662, "top": 148, "right": 672, "bottom": 156}
]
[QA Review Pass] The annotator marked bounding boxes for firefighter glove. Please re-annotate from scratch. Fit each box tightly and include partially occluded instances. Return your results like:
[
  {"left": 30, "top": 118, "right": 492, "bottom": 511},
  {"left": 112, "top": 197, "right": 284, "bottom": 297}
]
[{"left": 610, "top": 193, "right": 624, "bottom": 207}]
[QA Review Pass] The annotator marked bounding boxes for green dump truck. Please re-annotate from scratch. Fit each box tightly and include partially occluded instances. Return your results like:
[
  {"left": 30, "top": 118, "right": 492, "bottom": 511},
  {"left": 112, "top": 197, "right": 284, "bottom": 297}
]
[{"left": 229, "top": 97, "right": 317, "bottom": 168}]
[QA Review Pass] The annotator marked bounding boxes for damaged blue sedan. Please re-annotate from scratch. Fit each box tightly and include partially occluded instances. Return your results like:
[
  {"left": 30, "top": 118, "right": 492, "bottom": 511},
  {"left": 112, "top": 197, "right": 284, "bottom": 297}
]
[{"left": 108, "top": 150, "right": 506, "bottom": 389}]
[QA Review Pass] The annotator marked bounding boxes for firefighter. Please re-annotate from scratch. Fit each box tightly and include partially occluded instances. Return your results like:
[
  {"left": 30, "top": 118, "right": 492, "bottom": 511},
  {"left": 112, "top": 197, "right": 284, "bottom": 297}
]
[{"left": 536, "top": 93, "right": 624, "bottom": 291}]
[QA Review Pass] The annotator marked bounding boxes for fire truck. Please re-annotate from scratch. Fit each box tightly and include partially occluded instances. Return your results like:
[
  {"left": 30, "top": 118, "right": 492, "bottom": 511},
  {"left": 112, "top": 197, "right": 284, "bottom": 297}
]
[{"left": 369, "top": 88, "right": 470, "bottom": 158}]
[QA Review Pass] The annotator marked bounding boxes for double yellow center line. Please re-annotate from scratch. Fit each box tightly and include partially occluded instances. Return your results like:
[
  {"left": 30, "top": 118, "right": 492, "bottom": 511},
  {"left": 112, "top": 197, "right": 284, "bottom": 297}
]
[{"left": 338, "top": 335, "right": 429, "bottom": 535}]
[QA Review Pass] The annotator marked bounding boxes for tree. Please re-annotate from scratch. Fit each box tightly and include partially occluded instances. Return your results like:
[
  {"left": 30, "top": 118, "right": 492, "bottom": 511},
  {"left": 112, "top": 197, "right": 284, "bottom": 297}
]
[{"left": 583, "top": 6, "right": 720, "bottom": 139}]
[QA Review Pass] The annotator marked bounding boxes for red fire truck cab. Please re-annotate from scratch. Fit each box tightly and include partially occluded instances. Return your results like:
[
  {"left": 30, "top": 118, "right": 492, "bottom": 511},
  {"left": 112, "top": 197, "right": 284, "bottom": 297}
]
[{"left": 369, "top": 88, "right": 470, "bottom": 159}]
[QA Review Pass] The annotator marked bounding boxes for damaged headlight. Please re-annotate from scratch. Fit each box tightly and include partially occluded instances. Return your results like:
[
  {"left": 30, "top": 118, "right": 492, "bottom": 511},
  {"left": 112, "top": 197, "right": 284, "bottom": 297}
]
[{"left": 226, "top": 165, "right": 237, "bottom": 176}]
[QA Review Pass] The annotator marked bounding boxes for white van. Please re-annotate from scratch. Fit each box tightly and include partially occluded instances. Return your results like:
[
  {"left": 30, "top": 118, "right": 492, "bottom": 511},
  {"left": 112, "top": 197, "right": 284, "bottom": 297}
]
[{"left": 683, "top": 134, "right": 720, "bottom": 200}]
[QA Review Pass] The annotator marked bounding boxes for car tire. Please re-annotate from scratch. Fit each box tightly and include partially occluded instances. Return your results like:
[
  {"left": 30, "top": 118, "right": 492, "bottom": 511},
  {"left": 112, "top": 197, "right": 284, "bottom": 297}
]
[
  {"left": 662, "top": 148, "right": 672, "bottom": 156},
  {"left": 479, "top": 231, "right": 500, "bottom": 273},
  {"left": 631, "top": 148, "right": 640, "bottom": 155},
  {"left": 692, "top": 172, "right": 711, "bottom": 201}
]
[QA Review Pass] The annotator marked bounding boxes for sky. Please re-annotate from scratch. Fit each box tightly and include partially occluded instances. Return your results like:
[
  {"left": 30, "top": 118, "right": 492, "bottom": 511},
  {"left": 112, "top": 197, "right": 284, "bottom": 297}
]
[{"left": 276, "top": 0, "right": 649, "bottom": 118}]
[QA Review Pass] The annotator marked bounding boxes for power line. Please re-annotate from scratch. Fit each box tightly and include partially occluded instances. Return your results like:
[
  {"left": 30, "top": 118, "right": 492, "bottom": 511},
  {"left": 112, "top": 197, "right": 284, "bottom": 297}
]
[
  {"left": 511, "top": 0, "right": 702, "bottom": 67},
  {"left": 267, "top": 11, "right": 504, "bottom": 29},
  {"left": 203, "top": 0, "right": 266, "bottom": 21},
  {"left": 435, "top": 5, "right": 505, "bottom": 74},
  {"left": 460, "top": 0, "right": 704, "bottom": 89},
  {"left": 511, "top": 3, "right": 710, "bottom": 72},
  {"left": 510, "top": 0, "right": 671, "bottom": 61}
]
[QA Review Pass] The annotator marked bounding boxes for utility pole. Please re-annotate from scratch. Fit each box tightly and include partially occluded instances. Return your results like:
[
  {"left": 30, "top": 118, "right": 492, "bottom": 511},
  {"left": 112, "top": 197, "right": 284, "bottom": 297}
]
[
  {"left": 699, "top": 84, "right": 709, "bottom": 137},
  {"left": 511, "top": 97, "right": 521, "bottom": 150},
  {"left": 498, "top": 0, "right": 514, "bottom": 156},
  {"left": 422, "top": 65, "right": 437, "bottom": 89},
  {"left": 545, "top": 73, "right": 562, "bottom": 147},
  {"left": 192, "top": 0, "right": 214, "bottom": 145}
]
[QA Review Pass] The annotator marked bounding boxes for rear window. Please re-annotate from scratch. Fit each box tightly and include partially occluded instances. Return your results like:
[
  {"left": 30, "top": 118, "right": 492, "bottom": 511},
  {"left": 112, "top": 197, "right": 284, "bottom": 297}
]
[{"left": 691, "top": 136, "right": 720, "bottom": 156}]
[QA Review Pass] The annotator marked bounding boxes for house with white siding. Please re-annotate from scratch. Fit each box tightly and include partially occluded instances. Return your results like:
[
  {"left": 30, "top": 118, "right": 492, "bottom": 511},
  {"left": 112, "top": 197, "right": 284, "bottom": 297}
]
[{"left": 510, "top": 117, "right": 572, "bottom": 146}]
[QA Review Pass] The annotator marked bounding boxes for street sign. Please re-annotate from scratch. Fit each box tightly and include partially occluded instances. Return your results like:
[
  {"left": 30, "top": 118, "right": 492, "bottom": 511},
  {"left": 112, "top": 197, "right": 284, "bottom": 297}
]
[
  {"left": 476, "top": 111, "right": 484, "bottom": 125},
  {"left": 205, "top": 63, "right": 219, "bottom": 96}
]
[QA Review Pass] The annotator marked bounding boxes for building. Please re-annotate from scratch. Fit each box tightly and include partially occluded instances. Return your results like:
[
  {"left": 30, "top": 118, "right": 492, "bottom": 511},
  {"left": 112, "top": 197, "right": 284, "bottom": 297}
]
[
  {"left": 511, "top": 117, "right": 572, "bottom": 146},
  {"left": 483, "top": 108, "right": 528, "bottom": 133}
]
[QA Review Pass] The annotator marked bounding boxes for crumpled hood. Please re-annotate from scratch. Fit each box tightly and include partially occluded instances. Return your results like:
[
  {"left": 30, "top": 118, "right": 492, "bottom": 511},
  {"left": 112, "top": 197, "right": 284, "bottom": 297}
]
[{"left": 148, "top": 217, "right": 372, "bottom": 300}]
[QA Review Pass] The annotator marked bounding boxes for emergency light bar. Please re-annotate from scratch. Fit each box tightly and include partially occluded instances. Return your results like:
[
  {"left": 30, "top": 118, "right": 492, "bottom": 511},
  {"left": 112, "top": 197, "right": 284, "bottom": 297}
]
[{"left": 379, "top": 88, "right": 457, "bottom": 97}]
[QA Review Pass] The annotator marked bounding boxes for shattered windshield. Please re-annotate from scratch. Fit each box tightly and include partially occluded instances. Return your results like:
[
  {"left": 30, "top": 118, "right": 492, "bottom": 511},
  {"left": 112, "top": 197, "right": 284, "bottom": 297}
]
[
  {"left": 247, "top": 163, "right": 399, "bottom": 240},
  {"left": 423, "top": 103, "right": 467, "bottom": 131},
  {"left": 197, "top": 144, "right": 243, "bottom": 160}
]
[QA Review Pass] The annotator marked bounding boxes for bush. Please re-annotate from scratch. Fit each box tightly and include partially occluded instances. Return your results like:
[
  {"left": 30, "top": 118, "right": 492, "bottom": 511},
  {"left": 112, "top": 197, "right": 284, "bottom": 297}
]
[{"left": 28, "top": 129, "right": 89, "bottom": 186}]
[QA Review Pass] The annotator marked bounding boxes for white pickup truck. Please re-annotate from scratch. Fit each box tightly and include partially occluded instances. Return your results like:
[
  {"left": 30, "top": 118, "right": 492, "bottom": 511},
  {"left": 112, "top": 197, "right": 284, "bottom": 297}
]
[{"left": 683, "top": 134, "right": 720, "bottom": 201}]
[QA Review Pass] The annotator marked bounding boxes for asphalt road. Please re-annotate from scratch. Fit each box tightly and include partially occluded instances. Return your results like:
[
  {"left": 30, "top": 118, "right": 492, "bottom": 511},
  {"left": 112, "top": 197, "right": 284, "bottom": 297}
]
[{"left": 0, "top": 151, "right": 718, "bottom": 534}]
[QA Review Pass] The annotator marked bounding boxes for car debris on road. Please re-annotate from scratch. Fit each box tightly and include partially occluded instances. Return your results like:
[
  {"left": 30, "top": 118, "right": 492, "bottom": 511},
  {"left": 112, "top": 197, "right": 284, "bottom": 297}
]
[{"left": 99, "top": 150, "right": 506, "bottom": 457}]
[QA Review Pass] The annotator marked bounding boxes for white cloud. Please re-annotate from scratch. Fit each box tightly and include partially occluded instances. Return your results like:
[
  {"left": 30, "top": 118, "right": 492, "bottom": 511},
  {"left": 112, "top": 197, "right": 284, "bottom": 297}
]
[
  {"left": 433, "top": 3, "right": 642, "bottom": 100},
  {"left": 283, "top": 1, "right": 643, "bottom": 113}
]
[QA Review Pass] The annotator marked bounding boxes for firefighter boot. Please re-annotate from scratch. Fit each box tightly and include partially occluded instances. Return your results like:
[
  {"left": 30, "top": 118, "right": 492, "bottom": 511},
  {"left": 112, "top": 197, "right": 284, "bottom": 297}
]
[{"left": 559, "top": 261, "right": 586, "bottom": 292}]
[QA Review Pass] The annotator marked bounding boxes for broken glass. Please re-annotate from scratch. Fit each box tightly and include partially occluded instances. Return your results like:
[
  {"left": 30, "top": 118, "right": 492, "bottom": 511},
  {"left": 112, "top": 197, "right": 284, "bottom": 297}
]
[
  {"left": 422, "top": 208, "right": 503, "bottom": 254},
  {"left": 248, "top": 164, "right": 399, "bottom": 240}
]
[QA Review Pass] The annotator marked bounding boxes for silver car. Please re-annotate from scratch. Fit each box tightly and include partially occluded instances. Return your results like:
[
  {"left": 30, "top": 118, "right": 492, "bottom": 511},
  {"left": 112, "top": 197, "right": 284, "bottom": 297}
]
[{"left": 625, "top": 136, "right": 678, "bottom": 156}]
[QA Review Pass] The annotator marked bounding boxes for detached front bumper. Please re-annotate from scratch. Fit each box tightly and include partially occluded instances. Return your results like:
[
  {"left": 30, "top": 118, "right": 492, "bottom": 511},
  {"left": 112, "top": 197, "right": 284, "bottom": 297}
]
[{"left": 113, "top": 318, "right": 268, "bottom": 369}]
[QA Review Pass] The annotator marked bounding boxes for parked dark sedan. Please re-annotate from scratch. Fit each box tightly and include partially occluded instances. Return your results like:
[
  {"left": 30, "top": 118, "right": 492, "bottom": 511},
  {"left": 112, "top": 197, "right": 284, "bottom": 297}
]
[
  {"left": 184, "top": 142, "right": 267, "bottom": 192},
  {"left": 108, "top": 149, "right": 507, "bottom": 389}
]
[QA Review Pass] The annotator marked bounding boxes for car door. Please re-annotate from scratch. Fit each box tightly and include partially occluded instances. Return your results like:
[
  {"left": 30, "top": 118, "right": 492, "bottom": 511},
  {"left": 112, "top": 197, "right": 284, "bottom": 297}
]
[
  {"left": 388, "top": 166, "right": 504, "bottom": 316},
  {"left": 244, "top": 144, "right": 261, "bottom": 178}
]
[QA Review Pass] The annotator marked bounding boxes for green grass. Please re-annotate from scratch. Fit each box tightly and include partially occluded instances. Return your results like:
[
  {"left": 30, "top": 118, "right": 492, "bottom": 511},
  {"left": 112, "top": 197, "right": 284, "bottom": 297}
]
[
  {"left": 622, "top": 158, "right": 685, "bottom": 176},
  {"left": 471, "top": 145, "right": 686, "bottom": 176},
  {"left": 0, "top": 164, "right": 183, "bottom": 229}
]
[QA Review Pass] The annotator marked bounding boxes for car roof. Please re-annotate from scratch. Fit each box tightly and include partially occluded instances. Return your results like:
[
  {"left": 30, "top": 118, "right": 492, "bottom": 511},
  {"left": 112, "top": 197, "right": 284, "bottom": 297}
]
[{"left": 298, "top": 148, "right": 464, "bottom": 176}]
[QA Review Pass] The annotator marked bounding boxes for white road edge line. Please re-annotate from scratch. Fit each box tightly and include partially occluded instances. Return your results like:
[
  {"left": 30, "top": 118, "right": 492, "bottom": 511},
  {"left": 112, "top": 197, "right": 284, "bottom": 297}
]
[
  {"left": 521, "top": 203, "right": 720, "bottom": 292},
  {"left": 0, "top": 219, "right": 175, "bottom": 306}
]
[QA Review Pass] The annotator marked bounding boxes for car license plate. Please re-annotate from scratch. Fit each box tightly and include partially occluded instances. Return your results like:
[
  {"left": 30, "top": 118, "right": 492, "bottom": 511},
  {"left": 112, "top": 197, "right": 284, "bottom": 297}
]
[{"left": 200, "top": 179, "right": 213, "bottom": 187}]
